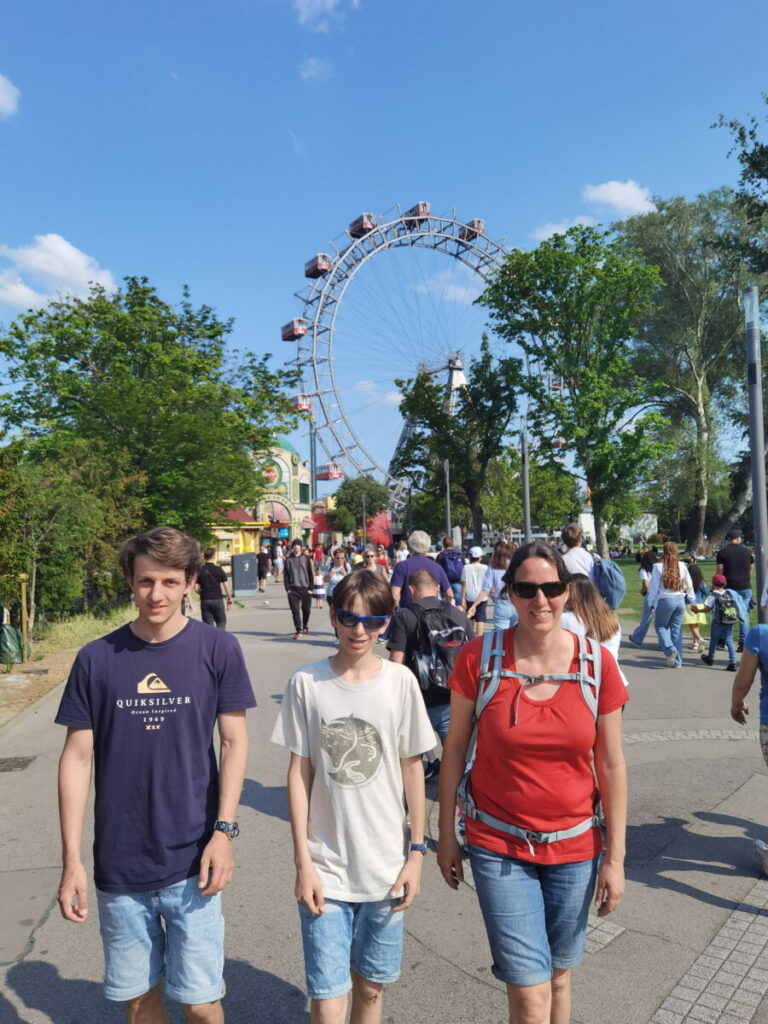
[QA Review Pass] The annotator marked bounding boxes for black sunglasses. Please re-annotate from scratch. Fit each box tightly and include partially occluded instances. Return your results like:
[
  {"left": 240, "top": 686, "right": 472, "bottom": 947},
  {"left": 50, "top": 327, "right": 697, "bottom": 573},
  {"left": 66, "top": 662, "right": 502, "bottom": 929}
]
[
  {"left": 335, "top": 609, "right": 388, "bottom": 630},
  {"left": 510, "top": 580, "right": 568, "bottom": 599}
]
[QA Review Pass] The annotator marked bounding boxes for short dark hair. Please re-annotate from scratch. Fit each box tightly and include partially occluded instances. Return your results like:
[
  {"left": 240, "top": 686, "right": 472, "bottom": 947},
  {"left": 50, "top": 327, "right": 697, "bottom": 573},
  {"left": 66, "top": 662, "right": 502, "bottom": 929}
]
[
  {"left": 330, "top": 569, "right": 394, "bottom": 617},
  {"left": 409, "top": 569, "right": 440, "bottom": 595},
  {"left": 441, "top": 535, "right": 453, "bottom": 548},
  {"left": 503, "top": 540, "right": 571, "bottom": 588},
  {"left": 291, "top": 538, "right": 303, "bottom": 548},
  {"left": 203, "top": 547, "right": 215, "bottom": 560},
  {"left": 561, "top": 523, "right": 582, "bottom": 549},
  {"left": 119, "top": 528, "right": 201, "bottom": 582}
]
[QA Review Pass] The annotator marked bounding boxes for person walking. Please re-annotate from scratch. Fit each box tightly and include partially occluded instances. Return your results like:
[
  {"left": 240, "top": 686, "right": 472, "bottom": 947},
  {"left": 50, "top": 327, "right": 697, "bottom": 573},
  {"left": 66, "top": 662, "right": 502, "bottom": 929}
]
[
  {"left": 438, "top": 541, "right": 628, "bottom": 1024},
  {"left": 561, "top": 574, "right": 628, "bottom": 687},
  {"left": 56, "top": 528, "right": 255, "bottom": 1022},
  {"left": 389, "top": 531, "right": 454, "bottom": 608},
  {"left": 684, "top": 559, "right": 708, "bottom": 652},
  {"left": 256, "top": 546, "right": 272, "bottom": 593},
  {"left": 284, "top": 539, "right": 314, "bottom": 639},
  {"left": 716, "top": 528, "right": 754, "bottom": 652},
  {"left": 628, "top": 549, "right": 659, "bottom": 648},
  {"left": 699, "top": 573, "right": 745, "bottom": 671},
  {"left": 196, "top": 548, "right": 233, "bottom": 629},
  {"left": 560, "top": 523, "right": 599, "bottom": 580},
  {"left": 467, "top": 539, "right": 518, "bottom": 631},
  {"left": 461, "top": 547, "right": 488, "bottom": 636},
  {"left": 646, "top": 542, "right": 695, "bottom": 668}
]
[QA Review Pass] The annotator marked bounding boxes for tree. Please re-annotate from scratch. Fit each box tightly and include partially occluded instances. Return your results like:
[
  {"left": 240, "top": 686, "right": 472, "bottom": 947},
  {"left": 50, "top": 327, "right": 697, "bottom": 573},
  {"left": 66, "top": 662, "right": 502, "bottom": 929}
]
[
  {"left": 479, "top": 225, "right": 664, "bottom": 557},
  {"left": 716, "top": 98, "right": 768, "bottom": 272},
  {"left": 481, "top": 451, "right": 580, "bottom": 536},
  {"left": 390, "top": 339, "right": 524, "bottom": 543},
  {"left": 617, "top": 190, "right": 767, "bottom": 551},
  {"left": 328, "top": 475, "right": 391, "bottom": 536},
  {"left": 0, "top": 277, "right": 300, "bottom": 537}
]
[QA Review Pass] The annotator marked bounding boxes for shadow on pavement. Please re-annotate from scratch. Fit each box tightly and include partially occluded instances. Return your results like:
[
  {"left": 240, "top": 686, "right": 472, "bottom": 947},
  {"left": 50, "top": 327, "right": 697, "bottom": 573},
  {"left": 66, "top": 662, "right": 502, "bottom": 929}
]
[
  {"left": 236, "top": 631, "right": 337, "bottom": 647},
  {"left": 240, "top": 777, "right": 290, "bottom": 822},
  {"left": 625, "top": 812, "right": 765, "bottom": 913},
  {"left": 6, "top": 959, "right": 307, "bottom": 1023}
]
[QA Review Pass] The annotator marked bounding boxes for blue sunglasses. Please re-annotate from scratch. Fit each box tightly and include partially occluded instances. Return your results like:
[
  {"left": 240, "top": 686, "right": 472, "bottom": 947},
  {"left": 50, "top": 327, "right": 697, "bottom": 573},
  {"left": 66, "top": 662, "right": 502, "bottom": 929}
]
[{"left": 335, "top": 609, "right": 388, "bottom": 630}]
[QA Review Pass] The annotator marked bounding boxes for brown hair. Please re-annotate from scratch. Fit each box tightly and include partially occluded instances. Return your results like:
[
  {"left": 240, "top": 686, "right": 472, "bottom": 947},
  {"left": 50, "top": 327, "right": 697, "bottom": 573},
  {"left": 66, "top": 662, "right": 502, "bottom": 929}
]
[
  {"left": 565, "top": 576, "right": 619, "bottom": 641},
  {"left": 408, "top": 568, "right": 440, "bottom": 596},
  {"left": 119, "top": 528, "right": 201, "bottom": 582},
  {"left": 661, "top": 541, "right": 681, "bottom": 591},
  {"left": 503, "top": 540, "right": 571, "bottom": 587},
  {"left": 489, "top": 539, "right": 516, "bottom": 570},
  {"left": 561, "top": 523, "right": 583, "bottom": 549},
  {"left": 330, "top": 569, "right": 395, "bottom": 617}
]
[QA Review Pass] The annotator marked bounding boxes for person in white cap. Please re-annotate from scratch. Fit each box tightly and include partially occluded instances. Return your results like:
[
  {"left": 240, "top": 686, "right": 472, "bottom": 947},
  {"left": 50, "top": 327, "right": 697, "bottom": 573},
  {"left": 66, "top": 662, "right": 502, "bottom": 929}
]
[{"left": 461, "top": 547, "right": 487, "bottom": 635}]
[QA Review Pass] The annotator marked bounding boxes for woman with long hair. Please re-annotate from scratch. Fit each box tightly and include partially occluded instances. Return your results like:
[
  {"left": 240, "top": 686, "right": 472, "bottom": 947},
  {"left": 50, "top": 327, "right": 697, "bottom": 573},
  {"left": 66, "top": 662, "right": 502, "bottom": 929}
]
[
  {"left": 467, "top": 539, "right": 518, "bottom": 630},
  {"left": 562, "top": 575, "right": 629, "bottom": 688},
  {"left": 439, "top": 542, "right": 628, "bottom": 1024},
  {"left": 646, "top": 541, "right": 695, "bottom": 668}
]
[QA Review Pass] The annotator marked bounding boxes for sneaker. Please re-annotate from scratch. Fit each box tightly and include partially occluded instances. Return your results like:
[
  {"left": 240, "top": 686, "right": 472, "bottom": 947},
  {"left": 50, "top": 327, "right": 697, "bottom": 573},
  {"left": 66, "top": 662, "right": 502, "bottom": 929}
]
[
  {"left": 302, "top": 628, "right": 309, "bottom": 634},
  {"left": 665, "top": 651, "right": 678, "bottom": 668},
  {"left": 701, "top": 654, "right": 714, "bottom": 666},
  {"left": 293, "top": 632, "right": 302, "bottom": 640},
  {"left": 726, "top": 662, "right": 737, "bottom": 672},
  {"left": 691, "top": 641, "right": 701, "bottom": 652},
  {"left": 737, "top": 642, "right": 744, "bottom": 653},
  {"left": 628, "top": 636, "right": 642, "bottom": 648},
  {"left": 423, "top": 759, "right": 440, "bottom": 780},
  {"left": 755, "top": 839, "right": 768, "bottom": 876}
]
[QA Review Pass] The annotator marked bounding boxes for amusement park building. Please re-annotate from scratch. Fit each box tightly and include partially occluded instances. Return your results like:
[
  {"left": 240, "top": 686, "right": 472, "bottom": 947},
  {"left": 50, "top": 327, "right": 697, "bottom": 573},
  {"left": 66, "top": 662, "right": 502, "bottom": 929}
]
[{"left": 209, "top": 437, "right": 316, "bottom": 563}]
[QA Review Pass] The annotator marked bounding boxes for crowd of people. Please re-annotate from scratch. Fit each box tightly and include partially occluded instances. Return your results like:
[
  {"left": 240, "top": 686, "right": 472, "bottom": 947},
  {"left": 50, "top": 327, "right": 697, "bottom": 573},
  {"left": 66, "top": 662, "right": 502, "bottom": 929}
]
[{"left": 53, "top": 524, "right": 767, "bottom": 1024}]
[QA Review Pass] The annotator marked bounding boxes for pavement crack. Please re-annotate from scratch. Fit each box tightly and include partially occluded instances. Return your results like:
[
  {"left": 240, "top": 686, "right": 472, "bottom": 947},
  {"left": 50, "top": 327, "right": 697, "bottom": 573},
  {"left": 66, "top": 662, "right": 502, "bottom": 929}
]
[{"left": 403, "top": 926, "right": 501, "bottom": 993}]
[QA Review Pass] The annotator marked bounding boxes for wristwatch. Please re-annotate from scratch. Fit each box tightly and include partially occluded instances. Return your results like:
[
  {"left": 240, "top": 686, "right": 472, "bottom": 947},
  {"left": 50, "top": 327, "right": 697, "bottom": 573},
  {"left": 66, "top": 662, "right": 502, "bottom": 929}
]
[
  {"left": 213, "top": 820, "right": 240, "bottom": 839},
  {"left": 409, "top": 842, "right": 428, "bottom": 855}
]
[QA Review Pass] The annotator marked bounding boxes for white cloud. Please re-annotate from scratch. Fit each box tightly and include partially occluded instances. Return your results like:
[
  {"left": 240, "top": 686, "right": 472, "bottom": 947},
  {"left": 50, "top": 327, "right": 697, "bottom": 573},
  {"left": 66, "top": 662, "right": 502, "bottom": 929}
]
[
  {"left": 412, "top": 267, "right": 482, "bottom": 307},
  {"left": 0, "top": 73, "right": 21, "bottom": 118},
  {"left": 300, "top": 57, "right": 334, "bottom": 82},
  {"left": 0, "top": 234, "right": 116, "bottom": 309},
  {"left": 582, "top": 179, "right": 656, "bottom": 216},
  {"left": 349, "top": 380, "right": 401, "bottom": 406},
  {"left": 294, "top": 0, "right": 358, "bottom": 29},
  {"left": 287, "top": 128, "right": 306, "bottom": 156},
  {"left": 530, "top": 215, "right": 596, "bottom": 242}
]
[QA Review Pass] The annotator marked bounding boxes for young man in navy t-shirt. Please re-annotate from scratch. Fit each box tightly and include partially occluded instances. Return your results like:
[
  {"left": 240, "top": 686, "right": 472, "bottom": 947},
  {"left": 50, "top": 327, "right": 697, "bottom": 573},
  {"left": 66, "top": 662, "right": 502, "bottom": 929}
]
[{"left": 56, "top": 528, "right": 256, "bottom": 1023}]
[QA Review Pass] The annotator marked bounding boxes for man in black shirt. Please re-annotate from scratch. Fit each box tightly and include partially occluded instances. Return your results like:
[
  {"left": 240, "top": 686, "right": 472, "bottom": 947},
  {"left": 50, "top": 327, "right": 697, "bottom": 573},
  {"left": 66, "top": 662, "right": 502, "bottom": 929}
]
[
  {"left": 256, "top": 547, "right": 272, "bottom": 592},
  {"left": 716, "top": 528, "right": 754, "bottom": 650},
  {"left": 195, "top": 548, "right": 233, "bottom": 628},
  {"left": 387, "top": 569, "right": 473, "bottom": 778},
  {"left": 283, "top": 539, "right": 313, "bottom": 638}
]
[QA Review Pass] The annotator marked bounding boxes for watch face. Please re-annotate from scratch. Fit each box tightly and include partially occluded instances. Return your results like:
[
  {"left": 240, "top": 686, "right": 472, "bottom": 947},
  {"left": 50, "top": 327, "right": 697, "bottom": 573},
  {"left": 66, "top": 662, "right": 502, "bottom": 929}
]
[{"left": 215, "top": 821, "right": 240, "bottom": 838}]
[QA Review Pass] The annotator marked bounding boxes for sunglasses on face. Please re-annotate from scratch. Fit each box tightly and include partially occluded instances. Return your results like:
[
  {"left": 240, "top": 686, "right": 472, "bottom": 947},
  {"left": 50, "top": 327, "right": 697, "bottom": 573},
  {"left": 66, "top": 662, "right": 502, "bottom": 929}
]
[
  {"left": 510, "top": 580, "right": 568, "bottom": 599},
  {"left": 335, "top": 609, "right": 388, "bottom": 630}
]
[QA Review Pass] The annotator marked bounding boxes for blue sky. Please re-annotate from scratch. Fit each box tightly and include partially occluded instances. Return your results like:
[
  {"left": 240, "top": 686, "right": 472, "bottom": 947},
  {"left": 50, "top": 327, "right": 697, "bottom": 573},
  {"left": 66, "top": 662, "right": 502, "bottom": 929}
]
[{"left": 2, "top": 0, "right": 767, "bottom": 485}]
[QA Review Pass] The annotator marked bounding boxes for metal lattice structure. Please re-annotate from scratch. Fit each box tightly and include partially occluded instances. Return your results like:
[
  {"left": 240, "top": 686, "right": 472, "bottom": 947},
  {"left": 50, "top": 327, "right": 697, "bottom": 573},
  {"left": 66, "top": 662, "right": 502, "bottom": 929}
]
[{"left": 287, "top": 204, "right": 507, "bottom": 514}]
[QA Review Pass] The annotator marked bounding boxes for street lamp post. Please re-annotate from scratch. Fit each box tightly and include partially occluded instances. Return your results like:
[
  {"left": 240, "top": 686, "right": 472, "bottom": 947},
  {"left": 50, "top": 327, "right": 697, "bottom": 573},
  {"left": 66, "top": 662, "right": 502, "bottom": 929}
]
[{"left": 743, "top": 286, "right": 767, "bottom": 623}]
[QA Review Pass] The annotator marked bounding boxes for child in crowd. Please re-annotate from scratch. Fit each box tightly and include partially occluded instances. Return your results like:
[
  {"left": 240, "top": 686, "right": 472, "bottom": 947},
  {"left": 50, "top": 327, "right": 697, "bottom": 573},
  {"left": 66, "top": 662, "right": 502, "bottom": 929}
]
[
  {"left": 684, "top": 559, "right": 709, "bottom": 652},
  {"left": 312, "top": 570, "right": 326, "bottom": 609},
  {"left": 700, "top": 573, "right": 743, "bottom": 671},
  {"left": 271, "top": 571, "right": 435, "bottom": 1024}
]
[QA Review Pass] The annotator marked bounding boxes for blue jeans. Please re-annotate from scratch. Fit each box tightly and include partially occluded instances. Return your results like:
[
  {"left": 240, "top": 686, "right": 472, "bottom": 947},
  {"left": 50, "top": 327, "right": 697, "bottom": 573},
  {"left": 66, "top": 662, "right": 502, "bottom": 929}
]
[
  {"left": 298, "top": 898, "right": 403, "bottom": 1000},
  {"left": 493, "top": 597, "right": 518, "bottom": 630},
  {"left": 96, "top": 877, "right": 224, "bottom": 1004},
  {"left": 654, "top": 595, "right": 685, "bottom": 666},
  {"left": 629, "top": 594, "right": 655, "bottom": 646},
  {"left": 708, "top": 622, "right": 736, "bottom": 663},
  {"left": 427, "top": 702, "right": 451, "bottom": 746},
  {"left": 733, "top": 588, "right": 752, "bottom": 644},
  {"left": 468, "top": 844, "right": 598, "bottom": 987}
]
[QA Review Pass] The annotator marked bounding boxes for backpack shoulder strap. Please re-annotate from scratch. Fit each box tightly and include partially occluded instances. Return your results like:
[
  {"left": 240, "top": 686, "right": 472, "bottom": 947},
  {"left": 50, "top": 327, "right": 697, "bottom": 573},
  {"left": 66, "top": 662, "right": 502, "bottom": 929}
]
[{"left": 578, "top": 633, "right": 601, "bottom": 721}]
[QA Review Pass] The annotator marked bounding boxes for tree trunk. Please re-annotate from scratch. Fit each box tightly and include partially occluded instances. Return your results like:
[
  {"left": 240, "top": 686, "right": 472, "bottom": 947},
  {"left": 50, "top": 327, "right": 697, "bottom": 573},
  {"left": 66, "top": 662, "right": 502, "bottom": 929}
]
[
  {"left": 704, "top": 477, "right": 753, "bottom": 555},
  {"left": 690, "top": 385, "right": 710, "bottom": 552},
  {"left": 471, "top": 497, "right": 484, "bottom": 550},
  {"left": 28, "top": 558, "right": 37, "bottom": 638},
  {"left": 592, "top": 504, "right": 610, "bottom": 559}
]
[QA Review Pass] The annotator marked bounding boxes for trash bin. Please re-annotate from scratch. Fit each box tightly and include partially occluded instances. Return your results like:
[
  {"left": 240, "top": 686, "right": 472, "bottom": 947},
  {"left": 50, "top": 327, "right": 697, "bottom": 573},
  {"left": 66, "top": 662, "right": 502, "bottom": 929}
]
[
  {"left": 0, "top": 624, "right": 23, "bottom": 664},
  {"left": 231, "top": 554, "right": 257, "bottom": 598}
]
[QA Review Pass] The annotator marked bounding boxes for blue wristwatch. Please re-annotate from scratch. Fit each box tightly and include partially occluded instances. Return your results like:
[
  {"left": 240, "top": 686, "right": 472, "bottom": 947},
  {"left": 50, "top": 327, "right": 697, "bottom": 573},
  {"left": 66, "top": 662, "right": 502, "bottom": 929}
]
[
  {"left": 213, "top": 820, "right": 240, "bottom": 839},
  {"left": 409, "top": 842, "right": 428, "bottom": 855}
]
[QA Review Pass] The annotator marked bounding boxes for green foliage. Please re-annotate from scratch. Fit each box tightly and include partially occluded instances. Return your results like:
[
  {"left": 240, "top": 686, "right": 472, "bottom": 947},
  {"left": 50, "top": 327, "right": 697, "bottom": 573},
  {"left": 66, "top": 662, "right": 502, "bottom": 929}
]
[
  {"left": 328, "top": 475, "right": 391, "bottom": 534},
  {"left": 0, "top": 277, "right": 300, "bottom": 537},
  {"left": 617, "top": 190, "right": 767, "bottom": 548},
  {"left": 391, "top": 338, "right": 524, "bottom": 542},
  {"left": 716, "top": 99, "right": 768, "bottom": 272},
  {"left": 479, "top": 225, "right": 664, "bottom": 555},
  {"left": 480, "top": 451, "right": 580, "bottom": 536}
]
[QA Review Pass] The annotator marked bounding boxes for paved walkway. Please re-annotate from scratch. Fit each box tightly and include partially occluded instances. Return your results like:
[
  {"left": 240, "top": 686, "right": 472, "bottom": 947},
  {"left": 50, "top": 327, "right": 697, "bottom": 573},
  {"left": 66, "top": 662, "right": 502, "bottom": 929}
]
[{"left": 0, "top": 590, "right": 766, "bottom": 1023}]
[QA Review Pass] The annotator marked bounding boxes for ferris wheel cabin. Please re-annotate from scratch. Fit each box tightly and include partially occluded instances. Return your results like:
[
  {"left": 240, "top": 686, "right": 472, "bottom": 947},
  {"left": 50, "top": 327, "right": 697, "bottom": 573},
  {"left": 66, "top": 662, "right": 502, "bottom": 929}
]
[
  {"left": 403, "top": 201, "right": 431, "bottom": 228},
  {"left": 459, "top": 219, "right": 486, "bottom": 241},
  {"left": 292, "top": 394, "right": 313, "bottom": 412},
  {"left": 305, "top": 254, "right": 332, "bottom": 278},
  {"left": 281, "top": 318, "right": 309, "bottom": 341},
  {"left": 316, "top": 462, "right": 344, "bottom": 480},
  {"left": 349, "top": 213, "right": 376, "bottom": 238}
]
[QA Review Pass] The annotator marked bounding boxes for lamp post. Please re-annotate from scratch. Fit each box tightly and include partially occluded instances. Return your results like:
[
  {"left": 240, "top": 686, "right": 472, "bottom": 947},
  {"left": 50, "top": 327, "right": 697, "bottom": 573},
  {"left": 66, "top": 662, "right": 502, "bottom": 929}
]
[
  {"left": 19, "top": 573, "right": 28, "bottom": 662},
  {"left": 744, "top": 286, "right": 767, "bottom": 623}
]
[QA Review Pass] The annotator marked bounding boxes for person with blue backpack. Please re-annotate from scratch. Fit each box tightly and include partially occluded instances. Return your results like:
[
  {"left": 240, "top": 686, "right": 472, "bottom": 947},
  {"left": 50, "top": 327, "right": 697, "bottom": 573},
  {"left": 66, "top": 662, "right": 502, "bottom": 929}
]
[
  {"left": 438, "top": 541, "right": 628, "bottom": 1024},
  {"left": 436, "top": 535, "right": 465, "bottom": 604},
  {"left": 730, "top": 623, "right": 768, "bottom": 875},
  {"left": 698, "top": 573, "right": 746, "bottom": 671}
]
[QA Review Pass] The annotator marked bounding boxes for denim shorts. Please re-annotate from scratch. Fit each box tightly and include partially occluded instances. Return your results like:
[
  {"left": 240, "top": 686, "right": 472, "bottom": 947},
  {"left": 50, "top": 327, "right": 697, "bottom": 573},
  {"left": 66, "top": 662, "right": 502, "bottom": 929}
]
[
  {"left": 468, "top": 844, "right": 598, "bottom": 987},
  {"left": 298, "top": 898, "right": 404, "bottom": 1000},
  {"left": 96, "top": 876, "right": 224, "bottom": 1004}
]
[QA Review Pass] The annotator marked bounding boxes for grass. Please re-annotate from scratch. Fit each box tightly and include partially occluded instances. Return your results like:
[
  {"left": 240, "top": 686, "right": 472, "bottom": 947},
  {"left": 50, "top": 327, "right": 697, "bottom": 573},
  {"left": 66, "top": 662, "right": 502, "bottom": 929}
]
[{"left": 34, "top": 605, "right": 136, "bottom": 659}]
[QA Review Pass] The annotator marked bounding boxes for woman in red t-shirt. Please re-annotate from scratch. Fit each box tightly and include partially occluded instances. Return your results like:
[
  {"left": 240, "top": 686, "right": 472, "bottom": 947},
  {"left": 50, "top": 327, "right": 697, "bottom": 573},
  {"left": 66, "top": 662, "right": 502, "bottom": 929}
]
[{"left": 437, "top": 541, "right": 628, "bottom": 1024}]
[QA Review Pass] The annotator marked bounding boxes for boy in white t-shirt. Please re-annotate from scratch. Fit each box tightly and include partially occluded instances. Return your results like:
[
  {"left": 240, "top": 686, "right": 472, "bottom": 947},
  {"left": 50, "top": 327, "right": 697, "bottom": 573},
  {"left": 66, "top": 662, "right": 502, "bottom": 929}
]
[{"left": 271, "top": 571, "right": 435, "bottom": 1023}]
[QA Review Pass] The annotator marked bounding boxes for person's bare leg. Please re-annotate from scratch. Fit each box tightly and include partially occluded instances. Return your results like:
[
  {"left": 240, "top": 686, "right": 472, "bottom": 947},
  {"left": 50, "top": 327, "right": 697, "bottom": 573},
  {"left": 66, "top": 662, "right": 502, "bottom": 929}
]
[
  {"left": 505, "top": 981, "right": 551, "bottom": 1024},
  {"left": 310, "top": 995, "right": 347, "bottom": 1024},
  {"left": 125, "top": 985, "right": 169, "bottom": 1024},
  {"left": 549, "top": 969, "right": 571, "bottom": 1024},
  {"left": 350, "top": 970, "right": 383, "bottom": 1024},
  {"left": 181, "top": 1001, "right": 223, "bottom": 1024}
]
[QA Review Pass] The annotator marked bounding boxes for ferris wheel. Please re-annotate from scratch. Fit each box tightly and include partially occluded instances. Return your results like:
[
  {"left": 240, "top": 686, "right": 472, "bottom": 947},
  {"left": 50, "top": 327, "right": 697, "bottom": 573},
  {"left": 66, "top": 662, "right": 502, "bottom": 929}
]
[{"left": 281, "top": 202, "right": 508, "bottom": 510}]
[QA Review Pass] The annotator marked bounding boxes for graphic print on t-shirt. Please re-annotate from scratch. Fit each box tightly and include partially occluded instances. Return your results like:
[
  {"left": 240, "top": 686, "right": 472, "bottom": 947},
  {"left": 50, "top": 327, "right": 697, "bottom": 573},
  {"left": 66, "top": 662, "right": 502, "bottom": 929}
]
[
  {"left": 320, "top": 714, "right": 383, "bottom": 786},
  {"left": 115, "top": 671, "right": 192, "bottom": 732},
  {"left": 137, "top": 672, "right": 171, "bottom": 694}
]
